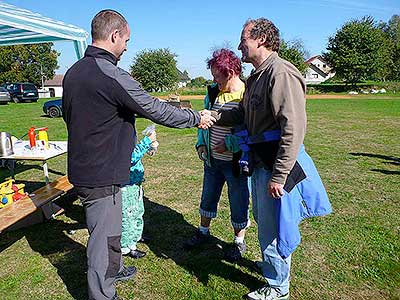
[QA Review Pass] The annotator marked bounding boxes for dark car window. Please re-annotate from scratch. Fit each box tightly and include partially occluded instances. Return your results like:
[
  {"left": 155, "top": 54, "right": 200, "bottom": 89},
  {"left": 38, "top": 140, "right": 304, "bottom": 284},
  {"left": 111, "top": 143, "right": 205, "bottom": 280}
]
[
  {"left": 0, "top": 87, "right": 7, "bottom": 92},
  {"left": 22, "top": 84, "right": 37, "bottom": 91}
]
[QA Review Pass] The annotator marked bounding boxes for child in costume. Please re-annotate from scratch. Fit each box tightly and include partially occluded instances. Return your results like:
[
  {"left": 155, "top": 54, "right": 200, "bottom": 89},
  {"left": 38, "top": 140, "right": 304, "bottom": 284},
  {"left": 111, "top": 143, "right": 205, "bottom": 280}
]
[{"left": 121, "top": 125, "right": 158, "bottom": 258}]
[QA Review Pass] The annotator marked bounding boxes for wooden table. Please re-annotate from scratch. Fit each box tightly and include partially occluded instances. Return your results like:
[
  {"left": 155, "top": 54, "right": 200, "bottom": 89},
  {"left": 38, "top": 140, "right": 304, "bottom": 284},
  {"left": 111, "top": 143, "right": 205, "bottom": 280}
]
[{"left": 0, "top": 141, "right": 67, "bottom": 184}]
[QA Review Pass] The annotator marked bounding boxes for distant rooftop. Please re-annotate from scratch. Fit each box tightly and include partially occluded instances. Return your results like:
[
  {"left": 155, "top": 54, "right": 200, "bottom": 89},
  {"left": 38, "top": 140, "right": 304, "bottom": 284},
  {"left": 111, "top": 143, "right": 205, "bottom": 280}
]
[{"left": 44, "top": 74, "right": 64, "bottom": 86}]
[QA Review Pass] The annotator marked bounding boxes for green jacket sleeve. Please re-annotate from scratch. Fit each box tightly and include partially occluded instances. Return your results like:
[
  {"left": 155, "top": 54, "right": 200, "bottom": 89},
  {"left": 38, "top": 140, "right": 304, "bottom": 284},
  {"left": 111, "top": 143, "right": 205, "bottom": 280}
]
[
  {"left": 195, "top": 92, "right": 210, "bottom": 149},
  {"left": 224, "top": 134, "right": 241, "bottom": 153}
]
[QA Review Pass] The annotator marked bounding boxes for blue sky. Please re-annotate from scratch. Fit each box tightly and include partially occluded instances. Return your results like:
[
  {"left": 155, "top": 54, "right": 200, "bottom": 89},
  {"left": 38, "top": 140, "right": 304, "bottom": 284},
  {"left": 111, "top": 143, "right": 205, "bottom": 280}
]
[{"left": 4, "top": 0, "right": 399, "bottom": 79}]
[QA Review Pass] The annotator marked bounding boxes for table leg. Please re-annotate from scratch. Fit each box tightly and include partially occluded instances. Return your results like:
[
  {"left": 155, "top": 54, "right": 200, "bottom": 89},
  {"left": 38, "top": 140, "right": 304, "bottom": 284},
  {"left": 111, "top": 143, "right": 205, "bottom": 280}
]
[
  {"left": 10, "top": 160, "right": 15, "bottom": 179},
  {"left": 43, "top": 160, "right": 49, "bottom": 184},
  {"left": 42, "top": 202, "right": 64, "bottom": 220}
]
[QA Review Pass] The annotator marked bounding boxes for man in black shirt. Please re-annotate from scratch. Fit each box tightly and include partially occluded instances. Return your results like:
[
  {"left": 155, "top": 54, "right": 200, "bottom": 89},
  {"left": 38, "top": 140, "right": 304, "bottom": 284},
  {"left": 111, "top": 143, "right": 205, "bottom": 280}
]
[{"left": 63, "top": 10, "right": 214, "bottom": 300}]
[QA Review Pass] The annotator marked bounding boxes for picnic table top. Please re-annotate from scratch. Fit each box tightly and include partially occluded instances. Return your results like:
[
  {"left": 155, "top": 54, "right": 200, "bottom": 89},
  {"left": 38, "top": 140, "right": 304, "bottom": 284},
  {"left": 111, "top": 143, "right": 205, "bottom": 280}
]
[{"left": 0, "top": 141, "right": 67, "bottom": 161}]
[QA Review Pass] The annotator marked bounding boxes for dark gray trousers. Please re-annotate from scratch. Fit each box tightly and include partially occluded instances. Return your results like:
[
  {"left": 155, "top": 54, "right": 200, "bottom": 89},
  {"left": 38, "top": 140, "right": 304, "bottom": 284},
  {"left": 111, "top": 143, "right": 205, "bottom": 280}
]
[{"left": 78, "top": 186, "right": 123, "bottom": 300}]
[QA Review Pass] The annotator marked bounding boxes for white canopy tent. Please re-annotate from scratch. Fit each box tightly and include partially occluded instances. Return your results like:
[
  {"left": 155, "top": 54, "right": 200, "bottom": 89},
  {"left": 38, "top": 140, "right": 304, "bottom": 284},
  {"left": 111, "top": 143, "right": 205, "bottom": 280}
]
[{"left": 0, "top": 1, "right": 88, "bottom": 59}]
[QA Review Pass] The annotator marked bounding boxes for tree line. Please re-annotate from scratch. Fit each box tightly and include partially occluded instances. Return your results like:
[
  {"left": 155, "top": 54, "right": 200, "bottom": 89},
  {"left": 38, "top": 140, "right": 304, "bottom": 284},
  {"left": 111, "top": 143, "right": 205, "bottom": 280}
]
[
  {"left": 324, "top": 15, "right": 399, "bottom": 84},
  {"left": 0, "top": 43, "right": 58, "bottom": 88},
  {"left": 0, "top": 15, "right": 398, "bottom": 90}
]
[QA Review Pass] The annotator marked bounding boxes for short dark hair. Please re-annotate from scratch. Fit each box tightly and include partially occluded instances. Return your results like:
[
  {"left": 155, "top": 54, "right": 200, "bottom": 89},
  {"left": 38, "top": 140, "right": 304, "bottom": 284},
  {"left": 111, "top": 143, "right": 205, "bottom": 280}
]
[
  {"left": 207, "top": 48, "right": 242, "bottom": 77},
  {"left": 91, "top": 9, "right": 128, "bottom": 42},
  {"left": 244, "top": 18, "right": 280, "bottom": 52}
]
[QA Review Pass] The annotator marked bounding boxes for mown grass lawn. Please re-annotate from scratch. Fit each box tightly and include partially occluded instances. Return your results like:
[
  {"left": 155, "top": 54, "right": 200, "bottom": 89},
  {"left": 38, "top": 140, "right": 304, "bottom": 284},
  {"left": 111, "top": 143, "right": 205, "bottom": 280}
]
[{"left": 0, "top": 95, "right": 399, "bottom": 300}]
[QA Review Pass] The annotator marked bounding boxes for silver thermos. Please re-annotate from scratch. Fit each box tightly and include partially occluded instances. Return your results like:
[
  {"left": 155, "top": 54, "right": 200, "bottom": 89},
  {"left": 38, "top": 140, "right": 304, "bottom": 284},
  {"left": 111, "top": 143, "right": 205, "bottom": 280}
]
[{"left": 0, "top": 132, "right": 14, "bottom": 156}]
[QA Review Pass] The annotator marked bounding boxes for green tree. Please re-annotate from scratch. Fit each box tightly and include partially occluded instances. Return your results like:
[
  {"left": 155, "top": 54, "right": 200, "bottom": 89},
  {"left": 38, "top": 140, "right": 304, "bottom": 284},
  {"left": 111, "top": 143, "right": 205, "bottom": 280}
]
[
  {"left": 324, "top": 16, "right": 392, "bottom": 84},
  {"left": 187, "top": 76, "right": 208, "bottom": 88},
  {"left": 0, "top": 43, "right": 59, "bottom": 87},
  {"left": 380, "top": 15, "right": 400, "bottom": 80},
  {"left": 130, "top": 48, "right": 180, "bottom": 92},
  {"left": 279, "top": 39, "right": 308, "bottom": 75}
]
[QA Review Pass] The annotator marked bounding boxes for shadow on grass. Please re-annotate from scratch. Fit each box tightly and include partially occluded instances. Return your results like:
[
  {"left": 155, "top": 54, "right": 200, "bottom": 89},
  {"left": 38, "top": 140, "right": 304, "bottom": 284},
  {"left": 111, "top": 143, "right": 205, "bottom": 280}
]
[
  {"left": 349, "top": 152, "right": 400, "bottom": 175},
  {"left": 143, "top": 197, "right": 264, "bottom": 291},
  {"left": 0, "top": 192, "right": 87, "bottom": 300},
  {"left": 0, "top": 161, "right": 65, "bottom": 184},
  {"left": 1, "top": 194, "right": 263, "bottom": 298}
]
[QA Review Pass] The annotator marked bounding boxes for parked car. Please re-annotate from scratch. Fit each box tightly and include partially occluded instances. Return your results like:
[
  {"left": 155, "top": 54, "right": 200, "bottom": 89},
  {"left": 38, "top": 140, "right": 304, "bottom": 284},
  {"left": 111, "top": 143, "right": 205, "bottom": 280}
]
[
  {"left": 43, "top": 98, "right": 63, "bottom": 118},
  {"left": 3, "top": 82, "right": 39, "bottom": 103},
  {"left": 0, "top": 87, "right": 11, "bottom": 105}
]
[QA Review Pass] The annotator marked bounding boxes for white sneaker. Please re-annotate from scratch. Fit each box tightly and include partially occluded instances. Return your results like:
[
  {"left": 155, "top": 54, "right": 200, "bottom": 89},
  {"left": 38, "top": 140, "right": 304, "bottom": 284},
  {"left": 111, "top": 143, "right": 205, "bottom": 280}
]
[
  {"left": 245, "top": 285, "right": 289, "bottom": 300},
  {"left": 245, "top": 219, "right": 251, "bottom": 229}
]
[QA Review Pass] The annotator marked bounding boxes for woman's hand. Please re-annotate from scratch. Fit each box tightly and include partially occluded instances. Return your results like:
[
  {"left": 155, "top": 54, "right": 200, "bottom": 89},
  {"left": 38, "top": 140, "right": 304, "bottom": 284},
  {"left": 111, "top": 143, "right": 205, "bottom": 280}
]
[{"left": 197, "top": 146, "right": 207, "bottom": 161}]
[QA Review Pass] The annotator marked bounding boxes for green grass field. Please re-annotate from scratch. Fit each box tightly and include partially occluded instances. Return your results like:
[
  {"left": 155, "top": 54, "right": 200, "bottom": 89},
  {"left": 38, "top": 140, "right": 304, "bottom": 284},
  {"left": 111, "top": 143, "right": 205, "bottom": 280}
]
[{"left": 0, "top": 95, "right": 399, "bottom": 300}]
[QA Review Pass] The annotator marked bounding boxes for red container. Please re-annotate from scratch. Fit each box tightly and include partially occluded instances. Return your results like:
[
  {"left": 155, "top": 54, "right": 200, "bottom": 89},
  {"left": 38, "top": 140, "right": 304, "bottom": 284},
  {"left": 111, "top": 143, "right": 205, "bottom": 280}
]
[{"left": 28, "top": 127, "right": 36, "bottom": 148}]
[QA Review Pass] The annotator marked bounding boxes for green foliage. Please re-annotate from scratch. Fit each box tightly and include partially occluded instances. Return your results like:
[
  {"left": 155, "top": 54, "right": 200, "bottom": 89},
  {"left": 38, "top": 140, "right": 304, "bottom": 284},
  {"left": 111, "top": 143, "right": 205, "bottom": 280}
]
[
  {"left": 324, "top": 16, "right": 393, "bottom": 84},
  {"left": 186, "top": 76, "right": 212, "bottom": 88},
  {"left": 130, "top": 48, "right": 180, "bottom": 92},
  {"left": 380, "top": 15, "right": 400, "bottom": 80},
  {"left": 150, "top": 87, "right": 206, "bottom": 97},
  {"left": 177, "top": 86, "right": 207, "bottom": 95},
  {"left": 279, "top": 39, "right": 308, "bottom": 75},
  {"left": 307, "top": 81, "right": 400, "bottom": 93},
  {"left": 0, "top": 43, "right": 59, "bottom": 87}
]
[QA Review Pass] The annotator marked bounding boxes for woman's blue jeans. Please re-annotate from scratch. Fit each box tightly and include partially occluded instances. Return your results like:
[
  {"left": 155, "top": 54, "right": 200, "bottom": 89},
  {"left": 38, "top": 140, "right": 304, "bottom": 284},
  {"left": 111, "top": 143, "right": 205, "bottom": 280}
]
[{"left": 200, "top": 157, "right": 250, "bottom": 229}]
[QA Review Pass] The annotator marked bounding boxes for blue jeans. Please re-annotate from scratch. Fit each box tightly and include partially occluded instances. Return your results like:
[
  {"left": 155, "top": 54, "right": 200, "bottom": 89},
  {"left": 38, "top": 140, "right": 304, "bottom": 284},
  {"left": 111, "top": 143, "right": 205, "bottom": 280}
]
[
  {"left": 251, "top": 167, "right": 291, "bottom": 295},
  {"left": 200, "top": 157, "right": 250, "bottom": 229}
]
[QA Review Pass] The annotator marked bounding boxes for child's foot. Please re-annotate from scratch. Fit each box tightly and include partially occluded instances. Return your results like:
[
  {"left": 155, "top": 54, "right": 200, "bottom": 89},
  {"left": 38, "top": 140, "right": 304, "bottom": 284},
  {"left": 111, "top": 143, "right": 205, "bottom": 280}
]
[
  {"left": 124, "top": 249, "right": 146, "bottom": 259},
  {"left": 138, "top": 236, "right": 150, "bottom": 244}
]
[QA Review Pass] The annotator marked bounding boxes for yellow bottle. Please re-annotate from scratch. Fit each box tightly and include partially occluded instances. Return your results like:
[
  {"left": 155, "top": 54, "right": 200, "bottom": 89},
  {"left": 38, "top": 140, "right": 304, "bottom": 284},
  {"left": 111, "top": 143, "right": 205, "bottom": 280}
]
[
  {"left": 38, "top": 129, "right": 49, "bottom": 149},
  {"left": 0, "top": 179, "right": 14, "bottom": 208}
]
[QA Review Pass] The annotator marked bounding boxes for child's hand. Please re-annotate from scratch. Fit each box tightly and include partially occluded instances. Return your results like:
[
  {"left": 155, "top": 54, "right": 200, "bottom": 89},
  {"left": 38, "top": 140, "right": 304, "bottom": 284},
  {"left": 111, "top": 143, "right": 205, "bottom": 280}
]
[
  {"left": 148, "top": 131, "right": 157, "bottom": 142},
  {"left": 147, "top": 141, "right": 159, "bottom": 156}
]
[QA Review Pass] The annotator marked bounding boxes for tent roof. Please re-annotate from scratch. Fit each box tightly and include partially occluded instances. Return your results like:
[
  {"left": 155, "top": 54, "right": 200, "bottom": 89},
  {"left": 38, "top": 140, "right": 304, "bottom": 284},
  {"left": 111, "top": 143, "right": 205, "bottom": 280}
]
[{"left": 0, "top": 1, "right": 88, "bottom": 58}]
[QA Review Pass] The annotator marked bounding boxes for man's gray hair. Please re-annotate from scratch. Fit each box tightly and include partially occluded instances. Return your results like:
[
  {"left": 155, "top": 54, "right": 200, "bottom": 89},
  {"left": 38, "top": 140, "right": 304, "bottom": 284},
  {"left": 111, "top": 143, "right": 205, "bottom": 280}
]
[
  {"left": 91, "top": 10, "right": 128, "bottom": 42},
  {"left": 244, "top": 18, "right": 280, "bottom": 52}
]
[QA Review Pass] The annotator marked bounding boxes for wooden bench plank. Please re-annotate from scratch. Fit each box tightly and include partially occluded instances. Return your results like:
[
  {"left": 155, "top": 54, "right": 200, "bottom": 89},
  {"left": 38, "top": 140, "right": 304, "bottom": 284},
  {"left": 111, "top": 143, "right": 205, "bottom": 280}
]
[
  {"left": 30, "top": 175, "right": 73, "bottom": 207},
  {"left": 0, "top": 196, "right": 36, "bottom": 232},
  {"left": 0, "top": 175, "right": 73, "bottom": 233}
]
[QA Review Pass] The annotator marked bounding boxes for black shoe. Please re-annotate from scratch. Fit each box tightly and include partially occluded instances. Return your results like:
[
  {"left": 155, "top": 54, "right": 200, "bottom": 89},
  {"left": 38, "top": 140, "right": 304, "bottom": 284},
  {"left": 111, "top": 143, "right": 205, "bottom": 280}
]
[
  {"left": 124, "top": 249, "right": 146, "bottom": 259},
  {"left": 183, "top": 230, "right": 210, "bottom": 249},
  {"left": 115, "top": 266, "right": 137, "bottom": 282},
  {"left": 224, "top": 242, "right": 246, "bottom": 262},
  {"left": 138, "top": 236, "right": 150, "bottom": 244}
]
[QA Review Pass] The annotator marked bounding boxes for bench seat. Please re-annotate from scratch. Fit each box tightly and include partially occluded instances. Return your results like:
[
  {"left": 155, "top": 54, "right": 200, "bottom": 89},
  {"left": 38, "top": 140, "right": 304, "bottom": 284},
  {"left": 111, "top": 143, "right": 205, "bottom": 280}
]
[{"left": 0, "top": 175, "right": 73, "bottom": 233}]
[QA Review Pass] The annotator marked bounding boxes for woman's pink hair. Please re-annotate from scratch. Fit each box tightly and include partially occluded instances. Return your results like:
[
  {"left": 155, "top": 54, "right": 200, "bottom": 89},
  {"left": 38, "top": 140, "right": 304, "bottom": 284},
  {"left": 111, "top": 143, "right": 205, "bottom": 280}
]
[{"left": 207, "top": 48, "right": 241, "bottom": 77}]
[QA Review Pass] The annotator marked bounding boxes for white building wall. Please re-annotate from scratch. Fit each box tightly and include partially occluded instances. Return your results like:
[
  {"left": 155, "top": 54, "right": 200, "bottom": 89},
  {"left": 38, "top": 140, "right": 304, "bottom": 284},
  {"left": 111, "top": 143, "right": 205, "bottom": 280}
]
[
  {"left": 54, "top": 87, "right": 63, "bottom": 97},
  {"left": 44, "top": 86, "right": 63, "bottom": 97},
  {"left": 309, "top": 57, "right": 332, "bottom": 74},
  {"left": 177, "top": 81, "right": 190, "bottom": 88},
  {"left": 304, "top": 68, "right": 325, "bottom": 84}
]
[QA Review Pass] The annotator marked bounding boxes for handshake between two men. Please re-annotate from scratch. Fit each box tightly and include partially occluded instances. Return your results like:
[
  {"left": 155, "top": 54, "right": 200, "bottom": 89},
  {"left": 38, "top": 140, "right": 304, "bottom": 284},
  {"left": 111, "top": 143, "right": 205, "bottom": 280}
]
[{"left": 197, "top": 109, "right": 219, "bottom": 129}]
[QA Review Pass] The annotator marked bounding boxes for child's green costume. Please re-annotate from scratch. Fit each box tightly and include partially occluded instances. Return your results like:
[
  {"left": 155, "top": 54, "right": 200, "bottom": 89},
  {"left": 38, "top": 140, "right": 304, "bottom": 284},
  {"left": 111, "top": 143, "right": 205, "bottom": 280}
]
[{"left": 120, "top": 136, "right": 152, "bottom": 253}]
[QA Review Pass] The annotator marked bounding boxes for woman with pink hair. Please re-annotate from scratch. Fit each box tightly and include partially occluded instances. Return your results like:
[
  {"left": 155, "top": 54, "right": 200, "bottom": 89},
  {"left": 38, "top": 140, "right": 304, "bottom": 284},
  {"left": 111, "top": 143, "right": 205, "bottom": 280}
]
[{"left": 184, "top": 49, "right": 250, "bottom": 262}]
